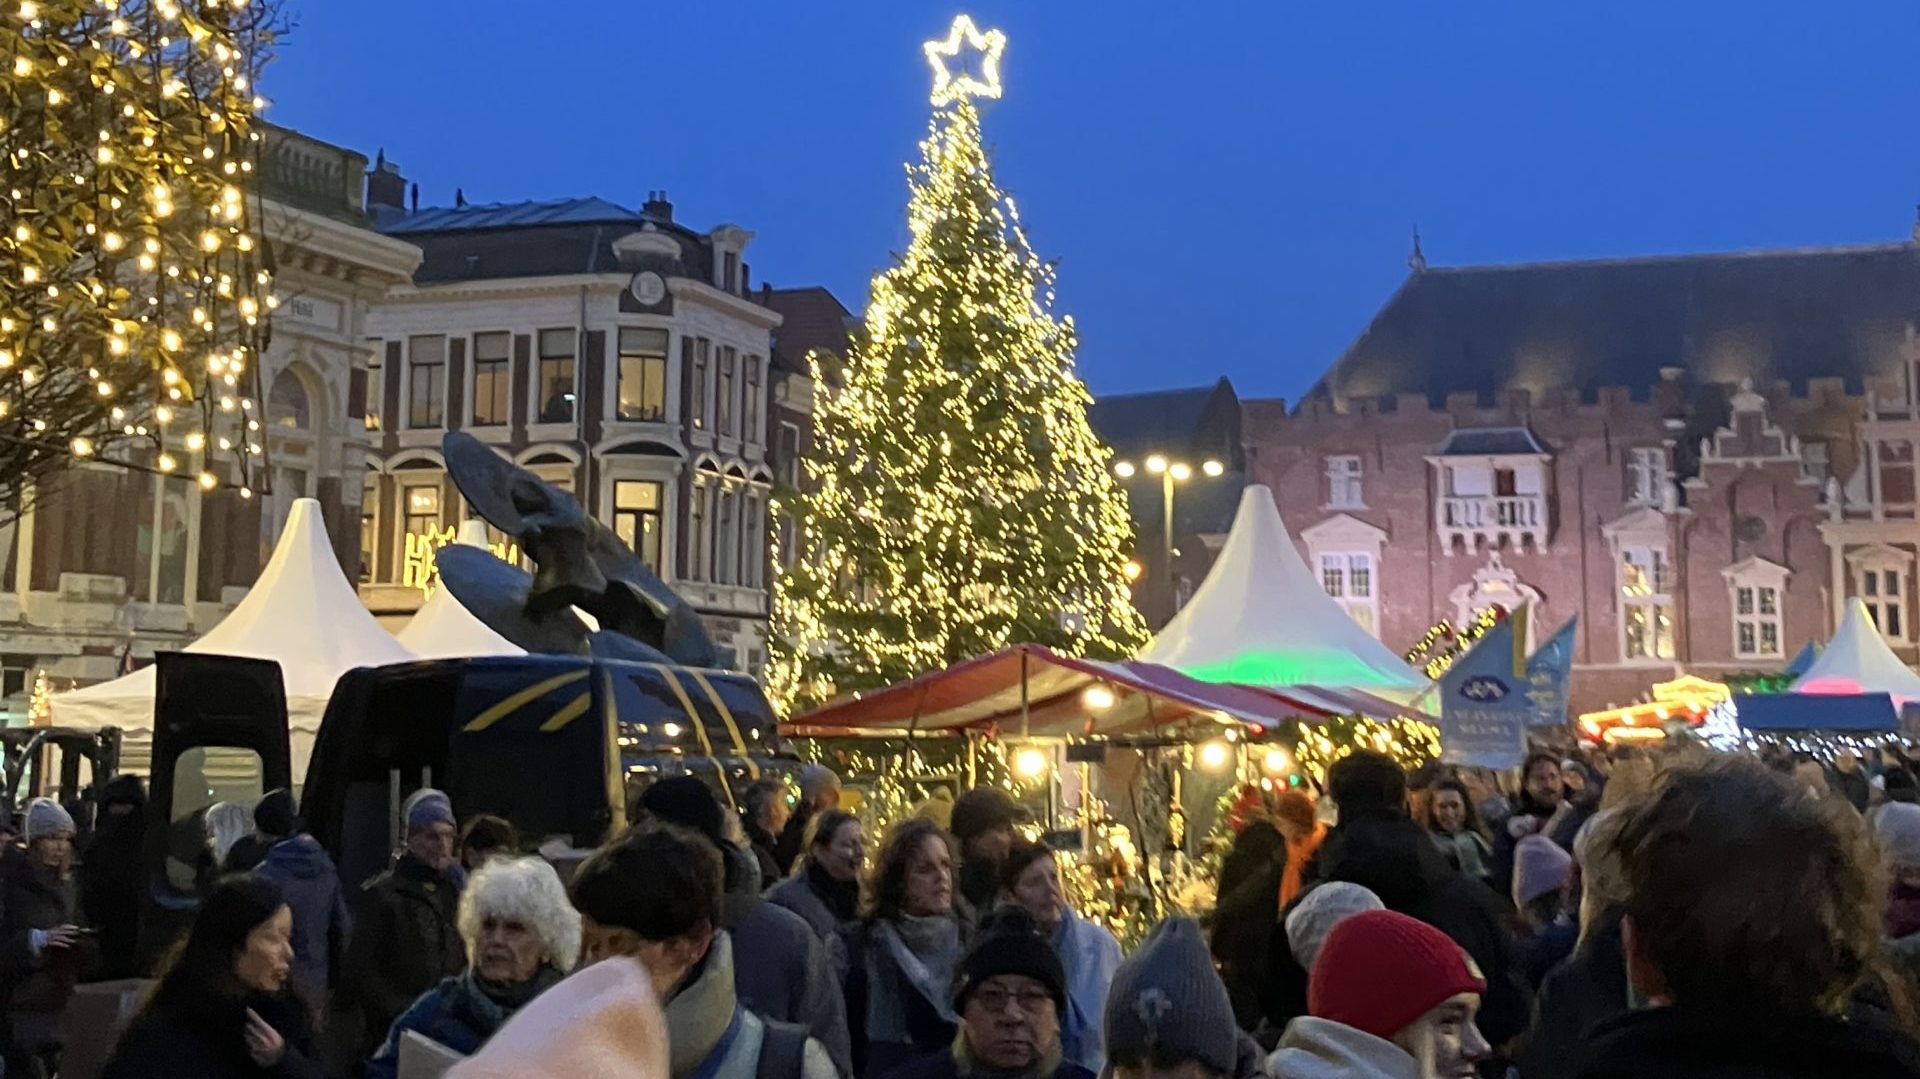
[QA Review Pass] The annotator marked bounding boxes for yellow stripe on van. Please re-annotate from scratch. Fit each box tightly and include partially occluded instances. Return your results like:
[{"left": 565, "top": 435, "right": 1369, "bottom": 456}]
[
  {"left": 686, "top": 669, "right": 759, "bottom": 780},
  {"left": 656, "top": 666, "right": 737, "bottom": 810},
  {"left": 539, "top": 690, "right": 593, "bottom": 732},
  {"left": 462, "top": 669, "right": 590, "bottom": 732}
]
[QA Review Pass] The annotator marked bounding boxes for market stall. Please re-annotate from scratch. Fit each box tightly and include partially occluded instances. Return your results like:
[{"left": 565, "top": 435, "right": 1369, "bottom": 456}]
[{"left": 1791, "top": 599, "right": 1920, "bottom": 703}]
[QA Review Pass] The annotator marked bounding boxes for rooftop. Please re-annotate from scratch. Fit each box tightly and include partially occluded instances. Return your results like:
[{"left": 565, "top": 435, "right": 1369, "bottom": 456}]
[
  {"left": 1307, "top": 240, "right": 1920, "bottom": 408},
  {"left": 1088, "top": 379, "right": 1239, "bottom": 462},
  {"left": 378, "top": 196, "right": 655, "bottom": 235},
  {"left": 1433, "top": 426, "right": 1550, "bottom": 457},
  {"left": 765, "top": 286, "right": 856, "bottom": 375}
]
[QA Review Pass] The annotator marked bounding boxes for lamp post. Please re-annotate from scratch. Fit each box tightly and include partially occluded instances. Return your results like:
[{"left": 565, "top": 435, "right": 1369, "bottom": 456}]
[{"left": 1112, "top": 454, "right": 1224, "bottom": 614}]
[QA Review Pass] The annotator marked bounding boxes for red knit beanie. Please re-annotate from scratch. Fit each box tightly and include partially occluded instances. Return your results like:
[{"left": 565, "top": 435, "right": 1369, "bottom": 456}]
[{"left": 1308, "top": 909, "right": 1486, "bottom": 1040}]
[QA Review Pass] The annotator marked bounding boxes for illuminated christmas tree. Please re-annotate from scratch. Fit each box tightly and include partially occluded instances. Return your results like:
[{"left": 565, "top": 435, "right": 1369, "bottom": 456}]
[
  {"left": 769, "top": 16, "right": 1147, "bottom": 711},
  {"left": 1, "top": 0, "right": 278, "bottom": 511}
]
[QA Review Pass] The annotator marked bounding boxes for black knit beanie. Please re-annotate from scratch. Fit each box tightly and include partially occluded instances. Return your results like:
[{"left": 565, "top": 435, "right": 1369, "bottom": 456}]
[{"left": 952, "top": 907, "right": 1067, "bottom": 1013}]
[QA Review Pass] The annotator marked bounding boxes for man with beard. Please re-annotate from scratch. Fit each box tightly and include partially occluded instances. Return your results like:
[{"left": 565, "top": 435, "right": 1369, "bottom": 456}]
[{"left": 950, "top": 788, "right": 1025, "bottom": 919}]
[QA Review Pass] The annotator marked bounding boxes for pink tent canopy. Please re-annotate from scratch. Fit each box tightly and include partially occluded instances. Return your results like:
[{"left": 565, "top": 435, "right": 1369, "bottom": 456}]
[{"left": 783, "top": 644, "right": 1425, "bottom": 738}]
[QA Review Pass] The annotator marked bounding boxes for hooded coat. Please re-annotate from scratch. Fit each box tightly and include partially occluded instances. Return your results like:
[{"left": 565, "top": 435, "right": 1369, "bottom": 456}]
[
  {"left": 1267, "top": 1017, "right": 1420, "bottom": 1079},
  {"left": 251, "top": 835, "right": 351, "bottom": 1007},
  {"left": 80, "top": 774, "right": 147, "bottom": 980},
  {"left": 1570, "top": 1005, "right": 1920, "bottom": 1079}
]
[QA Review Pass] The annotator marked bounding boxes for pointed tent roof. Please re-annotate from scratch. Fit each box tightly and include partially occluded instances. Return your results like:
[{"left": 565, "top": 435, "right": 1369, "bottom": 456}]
[
  {"left": 1139, "top": 485, "right": 1428, "bottom": 692},
  {"left": 397, "top": 521, "right": 525, "bottom": 660},
  {"left": 1791, "top": 598, "right": 1920, "bottom": 703},
  {"left": 51, "top": 498, "right": 416, "bottom": 732}
]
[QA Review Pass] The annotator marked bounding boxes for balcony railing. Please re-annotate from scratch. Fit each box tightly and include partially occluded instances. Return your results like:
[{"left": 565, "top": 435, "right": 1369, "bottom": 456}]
[{"left": 1438, "top": 494, "right": 1548, "bottom": 551}]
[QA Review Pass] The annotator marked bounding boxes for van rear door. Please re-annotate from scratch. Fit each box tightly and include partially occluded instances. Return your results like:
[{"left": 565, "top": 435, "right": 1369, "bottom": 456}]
[{"left": 143, "top": 653, "right": 291, "bottom": 960}]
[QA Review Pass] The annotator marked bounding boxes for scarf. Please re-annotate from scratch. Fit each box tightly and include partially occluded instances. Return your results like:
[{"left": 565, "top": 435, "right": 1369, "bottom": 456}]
[
  {"left": 666, "top": 934, "right": 742, "bottom": 1079},
  {"left": 807, "top": 859, "right": 861, "bottom": 923},
  {"left": 880, "top": 915, "right": 963, "bottom": 1024},
  {"left": 954, "top": 1029, "right": 1064, "bottom": 1079},
  {"left": 458, "top": 966, "right": 564, "bottom": 1027},
  {"left": 1051, "top": 909, "right": 1120, "bottom": 1073},
  {"left": 1434, "top": 829, "right": 1491, "bottom": 880}
]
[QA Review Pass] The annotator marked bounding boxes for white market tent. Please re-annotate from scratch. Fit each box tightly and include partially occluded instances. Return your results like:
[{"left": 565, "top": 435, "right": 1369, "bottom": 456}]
[
  {"left": 1139, "top": 484, "right": 1429, "bottom": 699},
  {"left": 1792, "top": 598, "right": 1920, "bottom": 704},
  {"left": 396, "top": 521, "right": 524, "bottom": 660},
  {"left": 50, "top": 498, "right": 417, "bottom": 779}
]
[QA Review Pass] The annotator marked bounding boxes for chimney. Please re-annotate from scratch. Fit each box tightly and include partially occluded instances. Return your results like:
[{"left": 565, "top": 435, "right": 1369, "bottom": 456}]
[
  {"left": 643, "top": 189, "right": 674, "bottom": 222},
  {"left": 455, "top": 188, "right": 468, "bottom": 209},
  {"left": 410, "top": 182, "right": 419, "bottom": 213},
  {"left": 365, "top": 149, "right": 406, "bottom": 211}
]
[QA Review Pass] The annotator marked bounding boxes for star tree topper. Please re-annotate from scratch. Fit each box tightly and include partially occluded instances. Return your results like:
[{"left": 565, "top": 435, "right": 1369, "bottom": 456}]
[{"left": 925, "top": 14, "right": 1007, "bottom": 106}]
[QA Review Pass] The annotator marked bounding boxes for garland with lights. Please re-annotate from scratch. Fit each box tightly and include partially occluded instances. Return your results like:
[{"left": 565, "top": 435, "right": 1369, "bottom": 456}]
[
  {"left": 1403, "top": 605, "right": 1509, "bottom": 681},
  {"left": 767, "top": 16, "right": 1147, "bottom": 714},
  {"left": 2, "top": 0, "right": 279, "bottom": 511},
  {"left": 1283, "top": 716, "right": 1440, "bottom": 785}
]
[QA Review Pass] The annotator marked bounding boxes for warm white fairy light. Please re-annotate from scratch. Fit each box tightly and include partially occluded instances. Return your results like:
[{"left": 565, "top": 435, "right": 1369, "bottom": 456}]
[{"left": 924, "top": 14, "right": 1006, "bottom": 106}]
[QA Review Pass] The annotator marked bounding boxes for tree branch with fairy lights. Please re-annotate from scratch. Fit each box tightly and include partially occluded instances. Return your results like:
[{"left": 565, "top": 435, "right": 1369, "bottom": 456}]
[
  {"left": 768, "top": 15, "right": 1147, "bottom": 714},
  {"left": 1404, "top": 605, "right": 1510, "bottom": 681},
  {"left": 1, "top": 0, "right": 282, "bottom": 518}
]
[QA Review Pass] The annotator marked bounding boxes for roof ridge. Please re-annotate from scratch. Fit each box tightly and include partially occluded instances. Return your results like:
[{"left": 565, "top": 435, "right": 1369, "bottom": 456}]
[
  {"left": 1092, "top": 383, "right": 1221, "bottom": 403},
  {"left": 1425, "top": 240, "right": 1914, "bottom": 275}
]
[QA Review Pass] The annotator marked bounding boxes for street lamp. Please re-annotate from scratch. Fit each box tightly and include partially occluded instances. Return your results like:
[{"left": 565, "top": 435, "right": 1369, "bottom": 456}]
[{"left": 1111, "top": 453, "right": 1225, "bottom": 601}]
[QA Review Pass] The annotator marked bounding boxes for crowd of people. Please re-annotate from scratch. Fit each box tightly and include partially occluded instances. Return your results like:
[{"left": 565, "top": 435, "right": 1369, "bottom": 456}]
[{"left": 0, "top": 742, "right": 1913, "bottom": 1077}]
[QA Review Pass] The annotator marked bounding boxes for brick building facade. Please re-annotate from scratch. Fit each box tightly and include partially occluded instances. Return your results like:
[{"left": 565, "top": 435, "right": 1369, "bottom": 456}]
[{"left": 1247, "top": 238, "right": 1920, "bottom": 716}]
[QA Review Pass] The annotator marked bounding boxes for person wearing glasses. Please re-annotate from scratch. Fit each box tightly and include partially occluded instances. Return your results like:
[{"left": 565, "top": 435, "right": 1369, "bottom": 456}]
[{"left": 878, "top": 908, "right": 1092, "bottom": 1079}]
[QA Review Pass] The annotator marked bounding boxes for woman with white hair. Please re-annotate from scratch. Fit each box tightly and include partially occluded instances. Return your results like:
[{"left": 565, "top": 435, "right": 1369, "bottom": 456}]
[{"left": 365, "top": 856, "right": 580, "bottom": 1079}]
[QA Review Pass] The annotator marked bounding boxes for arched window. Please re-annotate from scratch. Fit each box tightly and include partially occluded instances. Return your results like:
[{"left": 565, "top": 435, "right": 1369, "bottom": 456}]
[{"left": 269, "top": 367, "right": 311, "bottom": 430}]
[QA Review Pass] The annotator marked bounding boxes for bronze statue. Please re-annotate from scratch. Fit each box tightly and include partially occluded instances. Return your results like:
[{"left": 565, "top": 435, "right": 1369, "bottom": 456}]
[{"left": 437, "top": 431, "right": 720, "bottom": 668}]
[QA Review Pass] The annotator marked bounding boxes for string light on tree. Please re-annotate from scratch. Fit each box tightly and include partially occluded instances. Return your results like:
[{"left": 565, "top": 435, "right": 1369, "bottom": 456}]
[
  {"left": 769, "top": 15, "right": 1148, "bottom": 712},
  {"left": 1, "top": 0, "right": 278, "bottom": 509}
]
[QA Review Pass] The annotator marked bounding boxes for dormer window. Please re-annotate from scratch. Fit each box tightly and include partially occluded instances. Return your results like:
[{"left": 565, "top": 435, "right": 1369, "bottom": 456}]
[
  {"left": 724, "top": 251, "right": 739, "bottom": 294},
  {"left": 1427, "top": 426, "right": 1553, "bottom": 553}
]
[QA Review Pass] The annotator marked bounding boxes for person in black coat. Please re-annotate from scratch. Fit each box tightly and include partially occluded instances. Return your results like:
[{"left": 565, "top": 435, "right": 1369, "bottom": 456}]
[
  {"left": 1207, "top": 818, "right": 1287, "bottom": 1031},
  {"left": 79, "top": 774, "right": 147, "bottom": 981},
  {"left": 103, "top": 875, "right": 323, "bottom": 1079},
  {"left": 742, "top": 779, "right": 792, "bottom": 887},
  {"left": 1514, "top": 911, "right": 1628, "bottom": 1077},
  {"left": 338, "top": 789, "right": 466, "bottom": 1063},
  {"left": 1308, "top": 752, "right": 1529, "bottom": 1057}
]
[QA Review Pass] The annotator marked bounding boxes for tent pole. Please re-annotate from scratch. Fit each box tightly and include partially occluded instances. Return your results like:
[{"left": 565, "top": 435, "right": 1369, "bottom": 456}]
[{"left": 1020, "top": 649, "right": 1031, "bottom": 739}]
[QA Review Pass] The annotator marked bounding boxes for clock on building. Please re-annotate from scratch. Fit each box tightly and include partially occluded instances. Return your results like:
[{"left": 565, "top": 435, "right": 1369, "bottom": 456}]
[{"left": 629, "top": 271, "right": 666, "bottom": 307}]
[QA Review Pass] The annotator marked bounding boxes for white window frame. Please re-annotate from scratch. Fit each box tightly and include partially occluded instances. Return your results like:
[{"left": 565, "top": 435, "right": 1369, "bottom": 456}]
[
  {"left": 405, "top": 334, "right": 446, "bottom": 429},
  {"left": 1724, "top": 558, "right": 1789, "bottom": 660},
  {"left": 1619, "top": 544, "right": 1675, "bottom": 662},
  {"left": 1325, "top": 455, "right": 1364, "bottom": 509},
  {"left": 1303, "top": 513, "right": 1389, "bottom": 640},
  {"left": 1626, "top": 447, "right": 1666, "bottom": 506},
  {"left": 1849, "top": 545, "right": 1914, "bottom": 644},
  {"left": 1318, "top": 551, "right": 1378, "bottom": 636}
]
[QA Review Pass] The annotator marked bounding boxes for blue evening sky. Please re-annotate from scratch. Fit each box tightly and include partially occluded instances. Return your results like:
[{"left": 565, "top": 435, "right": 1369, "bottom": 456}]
[{"left": 264, "top": 1, "right": 1920, "bottom": 402}]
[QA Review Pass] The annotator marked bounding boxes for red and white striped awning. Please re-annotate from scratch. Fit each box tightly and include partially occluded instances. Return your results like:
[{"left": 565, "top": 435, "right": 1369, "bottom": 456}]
[{"left": 783, "top": 644, "right": 1424, "bottom": 738}]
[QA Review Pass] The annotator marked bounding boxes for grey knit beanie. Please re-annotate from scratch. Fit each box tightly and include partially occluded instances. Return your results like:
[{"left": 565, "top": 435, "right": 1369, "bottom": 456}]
[
  {"left": 1877, "top": 802, "right": 1920, "bottom": 869},
  {"left": 1285, "top": 881, "right": 1384, "bottom": 971},
  {"left": 24, "top": 798, "right": 74, "bottom": 841},
  {"left": 1102, "top": 917, "right": 1238, "bottom": 1075},
  {"left": 404, "top": 788, "right": 456, "bottom": 833}
]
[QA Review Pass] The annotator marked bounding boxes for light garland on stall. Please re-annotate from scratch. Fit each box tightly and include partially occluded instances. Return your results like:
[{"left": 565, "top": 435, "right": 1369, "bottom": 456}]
[
  {"left": 2, "top": 0, "right": 276, "bottom": 504},
  {"left": 1285, "top": 716, "right": 1441, "bottom": 785},
  {"left": 1404, "top": 606, "right": 1509, "bottom": 681},
  {"left": 768, "top": 16, "right": 1147, "bottom": 713}
]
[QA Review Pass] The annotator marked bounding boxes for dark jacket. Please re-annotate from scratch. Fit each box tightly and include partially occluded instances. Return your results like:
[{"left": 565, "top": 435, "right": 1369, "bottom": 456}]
[
  {"left": 725, "top": 847, "right": 854, "bottom": 1078},
  {"left": 251, "top": 835, "right": 351, "bottom": 1004},
  {"left": 342, "top": 852, "right": 466, "bottom": 1059},
  {"left": 768, "top": 862, "right": 862, "bottom": 941},
  {"left": 747, "top": 820, "right": 785, "bottom": 887},
  {"left": 79, "top": 775, "right": 147, "bottom": 980},
  {"left": 1209, "top": 821, "right": 1288, "bottom": 1031},
  {"left": 1313, "top": 814, "right": 1530, "bottom": 1050},
  {"left": 1516, "top": 915, "right": 1630, "bottom": 1078},
  {"left": 775, "top": 805, "right": 818, "bottom": 883},
  {"left": 366, "top": 967, "right": 561, "bottom": 1079},
  {"left": 102, "top": 989, "right": 322, "bottom": 1079},
  {"left": 224, "top": 834, "right": 272, "bottom": 874},
  {"left": 0, "top": 851, "right": 98, "bottom": 1050},
  {"left": 1571, "top": 1004, "right": 1920, "bottom": 1079},
  {"left": 880, "top": 1049, "right": 1093, "bottom": 1079}
]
